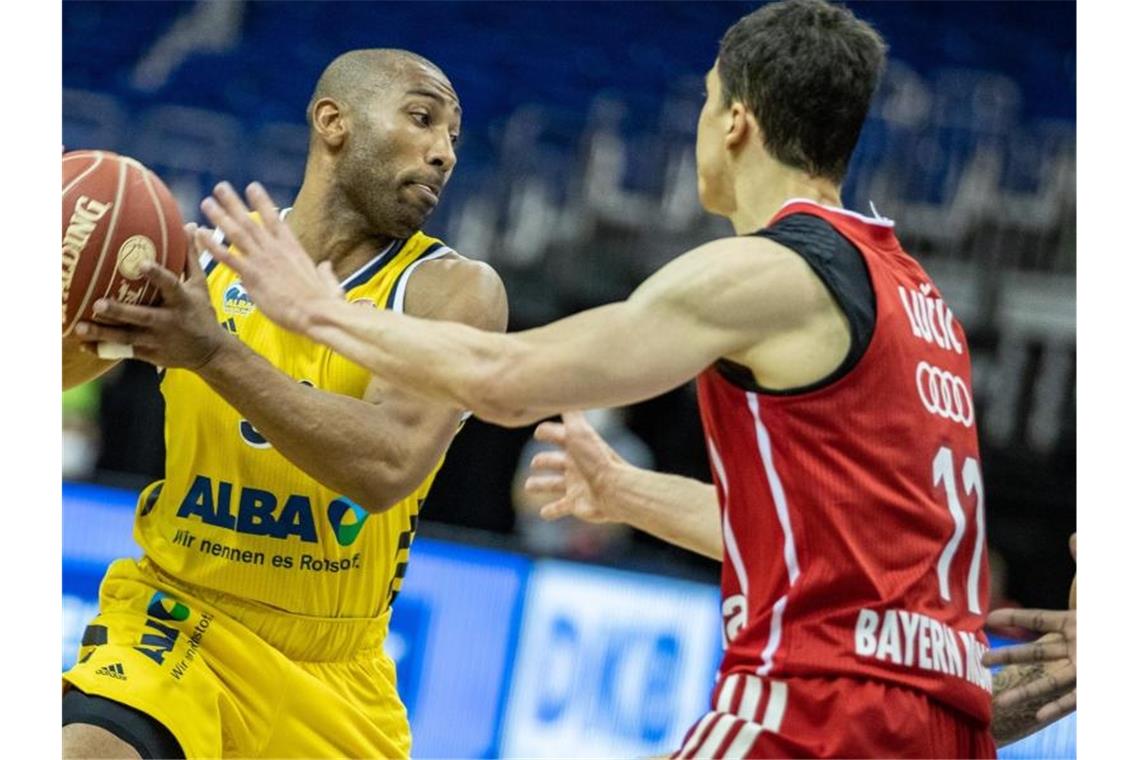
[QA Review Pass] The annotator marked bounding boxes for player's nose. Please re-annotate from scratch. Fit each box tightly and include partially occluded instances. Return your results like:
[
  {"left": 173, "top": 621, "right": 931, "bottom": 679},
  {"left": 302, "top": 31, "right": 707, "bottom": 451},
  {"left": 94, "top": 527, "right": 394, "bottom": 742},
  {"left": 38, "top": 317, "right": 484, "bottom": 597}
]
[{"left": 426, "top": 130, "right": 457, "bottom": 174}]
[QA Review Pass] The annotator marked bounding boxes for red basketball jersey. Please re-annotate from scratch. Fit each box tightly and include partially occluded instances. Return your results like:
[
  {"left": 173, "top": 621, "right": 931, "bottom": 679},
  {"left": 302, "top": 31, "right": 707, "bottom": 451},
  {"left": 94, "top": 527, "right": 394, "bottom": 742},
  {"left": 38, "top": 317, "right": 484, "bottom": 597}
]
[{"left": 696, "top": 199, "right": 991, "bottom": 724}]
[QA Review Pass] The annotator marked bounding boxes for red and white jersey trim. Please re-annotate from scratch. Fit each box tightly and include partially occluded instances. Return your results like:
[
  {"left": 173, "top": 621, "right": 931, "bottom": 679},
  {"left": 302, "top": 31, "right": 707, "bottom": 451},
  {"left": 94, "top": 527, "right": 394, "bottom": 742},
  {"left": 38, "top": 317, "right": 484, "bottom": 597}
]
[
  {"left": 674, "top": 674, "right": 789, "bottom": 759},
  {"left": 709, "top": 437, "right": 750, "bottom": 597},
  {"left": 777, "top": 197, "right": 895, "bottom": 227},
  {"left": 745, "top": 392, "right": 800, "bottom": 675}
]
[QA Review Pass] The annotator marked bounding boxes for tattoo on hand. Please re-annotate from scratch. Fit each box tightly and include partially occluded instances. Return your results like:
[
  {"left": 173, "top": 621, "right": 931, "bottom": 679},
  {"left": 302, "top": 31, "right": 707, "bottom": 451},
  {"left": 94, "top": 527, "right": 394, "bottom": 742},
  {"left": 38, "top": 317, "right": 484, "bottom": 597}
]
[{"left": 991, "top": 664, "right": 1054, "bottom": 743}]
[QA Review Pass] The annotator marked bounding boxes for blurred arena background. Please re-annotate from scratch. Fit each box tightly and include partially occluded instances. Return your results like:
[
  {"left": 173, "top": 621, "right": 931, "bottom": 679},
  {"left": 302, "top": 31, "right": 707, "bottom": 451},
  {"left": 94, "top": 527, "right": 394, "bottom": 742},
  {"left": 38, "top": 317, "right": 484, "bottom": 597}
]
[{"left": 62, "top": 1, "right": 1075, "bottom": 757}]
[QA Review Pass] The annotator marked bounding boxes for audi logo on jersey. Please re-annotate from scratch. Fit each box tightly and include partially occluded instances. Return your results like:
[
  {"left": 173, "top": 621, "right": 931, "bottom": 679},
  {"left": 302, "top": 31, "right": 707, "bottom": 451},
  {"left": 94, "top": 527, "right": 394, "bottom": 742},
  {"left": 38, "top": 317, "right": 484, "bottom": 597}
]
[{"left": 915, "top": 361, "right": 974, "bottom": 428}]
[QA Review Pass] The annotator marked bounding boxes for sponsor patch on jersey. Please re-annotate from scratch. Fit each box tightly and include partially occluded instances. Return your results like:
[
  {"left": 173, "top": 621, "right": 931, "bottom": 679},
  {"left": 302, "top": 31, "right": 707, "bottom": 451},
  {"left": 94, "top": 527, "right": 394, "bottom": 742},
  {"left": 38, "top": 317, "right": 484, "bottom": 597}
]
[
  {"left": 147, "top": 591, "right": 191, "bottom": 622},
  {"left": 223, "top": 282, "right": 255, "bottom": 317},
  {"left": 328, "top": 497, "right": 371, "bottom": 547}
]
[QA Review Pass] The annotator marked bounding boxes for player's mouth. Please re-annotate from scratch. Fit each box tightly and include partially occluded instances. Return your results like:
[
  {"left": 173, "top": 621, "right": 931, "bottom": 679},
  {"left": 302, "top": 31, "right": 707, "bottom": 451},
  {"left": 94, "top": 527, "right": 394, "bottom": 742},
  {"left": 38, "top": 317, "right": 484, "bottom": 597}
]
[{"left": 405, "top": 181, "right": 440, "bottom": 208}]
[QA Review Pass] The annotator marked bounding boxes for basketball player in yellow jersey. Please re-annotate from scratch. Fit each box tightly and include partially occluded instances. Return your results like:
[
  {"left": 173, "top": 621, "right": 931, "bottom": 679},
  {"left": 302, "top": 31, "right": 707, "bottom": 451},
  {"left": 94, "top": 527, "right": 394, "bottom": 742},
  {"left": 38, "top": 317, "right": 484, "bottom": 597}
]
[{"left": 63, "top": 49, "right": 507, "bottom": 759}]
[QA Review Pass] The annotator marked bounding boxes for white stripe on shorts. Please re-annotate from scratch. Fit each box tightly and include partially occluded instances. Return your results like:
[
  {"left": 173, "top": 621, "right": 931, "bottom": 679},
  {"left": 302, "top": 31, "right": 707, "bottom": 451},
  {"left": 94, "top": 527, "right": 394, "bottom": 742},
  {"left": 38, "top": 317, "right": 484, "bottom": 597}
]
[
  {"left": 716, "top": 674, "right": 741, "bottom": 713},
  {"left": 693, "top": 715, "right": 736, "bottom": 760},
  {"left": 723, "top": 721, "right": 763, "bottom": 760},
  {"left": 738, "top": 675, "right": 763, "bottom": 722},
  {"left": 761, "top": 680, "right": 788, "bottom": 731},
  {"left": 677, "top": 713, "right": 718, "bottom": 759}
]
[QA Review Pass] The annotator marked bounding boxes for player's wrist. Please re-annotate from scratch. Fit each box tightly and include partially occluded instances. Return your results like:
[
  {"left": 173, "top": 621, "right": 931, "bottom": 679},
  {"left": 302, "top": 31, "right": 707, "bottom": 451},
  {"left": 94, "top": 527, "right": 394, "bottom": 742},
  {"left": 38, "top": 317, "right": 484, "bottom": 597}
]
[
  {"left": 295, "top": 296, "right": 344, "bottom": 339},
  {"left": 193, "top": 333, "right": 244, "bottom": 380},
  {"left": 592, "top": 460, "right": 638, "bottom": 524}
]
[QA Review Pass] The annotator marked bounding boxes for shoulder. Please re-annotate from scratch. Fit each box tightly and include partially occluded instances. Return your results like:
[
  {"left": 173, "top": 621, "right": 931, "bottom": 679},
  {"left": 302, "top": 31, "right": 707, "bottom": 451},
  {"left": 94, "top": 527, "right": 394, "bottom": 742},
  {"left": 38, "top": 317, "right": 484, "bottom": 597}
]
[
  {"left": 636, "top": 235, "right": 818, "bottom": 307},
  {"left": 402, "top": 250, "right": 509, "bottom": 333},
  {"left": 673, "top": 234, "right": 808, "bottom": 275}
]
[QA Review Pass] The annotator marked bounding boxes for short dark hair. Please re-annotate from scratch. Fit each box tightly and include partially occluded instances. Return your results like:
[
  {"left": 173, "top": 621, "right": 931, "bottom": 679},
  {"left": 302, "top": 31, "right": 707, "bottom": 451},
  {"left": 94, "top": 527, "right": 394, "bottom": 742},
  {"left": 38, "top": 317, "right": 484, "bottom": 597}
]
[{"left": 718, "top": 0, "right": 887, "bottom": 182}]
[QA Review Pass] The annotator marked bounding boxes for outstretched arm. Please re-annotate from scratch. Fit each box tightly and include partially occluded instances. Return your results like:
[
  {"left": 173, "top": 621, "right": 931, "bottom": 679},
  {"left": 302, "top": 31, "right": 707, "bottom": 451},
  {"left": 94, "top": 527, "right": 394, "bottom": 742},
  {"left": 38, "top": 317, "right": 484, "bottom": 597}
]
[
  {"left": 76, "top": 224, "right": 508, "bottom": 513},
  {"left": 199, "top": 182, "right": 834, "bottom": 427},
  {"left": 526, "top": 411, "right": 722, "bottom": 560}
]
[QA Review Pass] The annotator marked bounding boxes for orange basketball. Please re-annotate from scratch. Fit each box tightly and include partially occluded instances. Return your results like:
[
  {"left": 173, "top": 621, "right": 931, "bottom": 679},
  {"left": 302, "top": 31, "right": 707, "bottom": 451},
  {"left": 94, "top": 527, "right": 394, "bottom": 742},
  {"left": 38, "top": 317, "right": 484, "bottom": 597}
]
[{"left": 61, "top": 150, "right": 188, "bottom": 337}]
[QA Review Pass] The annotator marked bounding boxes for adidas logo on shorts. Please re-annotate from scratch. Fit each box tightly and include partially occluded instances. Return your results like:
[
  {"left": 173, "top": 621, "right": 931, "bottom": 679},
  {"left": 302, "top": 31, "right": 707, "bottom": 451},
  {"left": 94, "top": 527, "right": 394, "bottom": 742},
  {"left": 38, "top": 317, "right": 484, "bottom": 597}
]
[{"left": 95, "top": 662, "right": 127, "bottom": 681}]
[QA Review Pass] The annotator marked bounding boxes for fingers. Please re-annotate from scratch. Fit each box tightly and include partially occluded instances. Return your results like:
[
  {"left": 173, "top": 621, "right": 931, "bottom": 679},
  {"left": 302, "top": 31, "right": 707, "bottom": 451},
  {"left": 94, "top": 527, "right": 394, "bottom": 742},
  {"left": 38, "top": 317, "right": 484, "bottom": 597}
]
[
  {"left": 245, "top": 183, "right": 282, "bottom": 235},
  {"left": 1036, "top": 690, "right": 1076, "bottom": 724},
  {"left": 563, "top": 410, "right": 599, "bottom": 437},
  {"left": 183, "top": 222, "right": 199, "bottom": 261},
  {"left": 982, "top": 639, "right": 1069, "bottom": 667},
  {"left": 986, "top": 608, "right": 1069, "bottom": 634},
  {"left": 992, "top": 665, "right": 1076, "bottom": 708},
  {"left": 524, "top": 475, "right": 566, "bottom": 495},
  {"left": 201, "top": 183, "right": 263, "bottom": 261},
  {"left": 183, "top": 224, "right": 207, "bottom": 281},
  {"left": 530, "top": 451, "right": 568, "bottom": 472},
  {"left": 198, "top": 201, "right": 249, "bottom": 256},
  {"left": 89, "top": 299, "right": 163, "bottom": 328},
  {"left": 534, "top": 421, "right": 567, "bottom": 445},
  {"left": 539, "top": 499, "right": 574, "bottom": 521},
  {"left": 211, "top": 181, "right": 258, "bottom": 222},
  {"left": 193, "top": 226, "right": 226, "bottom": 261},
  {"left": 195, "top": 224, "right": 245, "bottom": 279},
  {"left": 75, "top": 321, "right": 140, "bottom": 348},
  {"left": 561, "top": 409, "right": 622, "bottom": 470},
  {"left": 140, "top": 260, "right": 183, "bottom": 302}
]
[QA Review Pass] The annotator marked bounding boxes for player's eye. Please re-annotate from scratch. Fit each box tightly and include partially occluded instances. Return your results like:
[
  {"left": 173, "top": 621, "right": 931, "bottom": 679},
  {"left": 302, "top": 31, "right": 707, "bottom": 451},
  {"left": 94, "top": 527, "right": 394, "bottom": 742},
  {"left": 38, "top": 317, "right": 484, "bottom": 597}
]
[
  {"left": 450, "top": 134, "right": 459, "bottom": 146},
  {"left": 410, "top": 111, "right": 431, "bottom": 127}
]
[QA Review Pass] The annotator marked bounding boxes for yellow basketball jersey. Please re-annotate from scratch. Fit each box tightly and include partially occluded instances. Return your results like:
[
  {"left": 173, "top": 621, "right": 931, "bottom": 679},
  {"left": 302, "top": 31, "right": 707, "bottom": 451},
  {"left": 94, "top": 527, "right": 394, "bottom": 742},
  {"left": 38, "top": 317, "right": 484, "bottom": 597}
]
[{"left": 134, "top": 219, "right": 457, "bottom": 618}]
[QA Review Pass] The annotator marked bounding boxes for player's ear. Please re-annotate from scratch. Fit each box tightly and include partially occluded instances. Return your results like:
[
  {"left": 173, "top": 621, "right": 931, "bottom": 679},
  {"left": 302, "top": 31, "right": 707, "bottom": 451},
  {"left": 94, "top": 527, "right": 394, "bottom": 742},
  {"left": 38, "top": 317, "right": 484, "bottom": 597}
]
[
  {"left": 311, "top": 97, "right": 347, "bottom": 149},
  {"left": 725, "top": 102, "right": 752, "bottom": 151}
]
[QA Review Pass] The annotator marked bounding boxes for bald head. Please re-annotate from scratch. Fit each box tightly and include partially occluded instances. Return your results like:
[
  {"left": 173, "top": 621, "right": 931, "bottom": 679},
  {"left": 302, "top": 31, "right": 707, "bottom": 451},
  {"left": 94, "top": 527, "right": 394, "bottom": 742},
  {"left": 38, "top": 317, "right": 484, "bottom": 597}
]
[
  {"left": 301, "top": 48, "right": 462, "bottom": 239},
  {"left": 306, "top": 49, "right": 450, "bottom": 127}
]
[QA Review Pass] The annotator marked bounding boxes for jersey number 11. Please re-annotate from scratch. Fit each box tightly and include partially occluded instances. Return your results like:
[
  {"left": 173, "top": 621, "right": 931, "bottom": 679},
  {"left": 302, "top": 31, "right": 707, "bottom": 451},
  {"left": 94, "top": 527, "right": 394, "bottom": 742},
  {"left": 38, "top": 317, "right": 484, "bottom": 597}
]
[{"left": 932, "top": 446, "right": 986, "bottom": 615}]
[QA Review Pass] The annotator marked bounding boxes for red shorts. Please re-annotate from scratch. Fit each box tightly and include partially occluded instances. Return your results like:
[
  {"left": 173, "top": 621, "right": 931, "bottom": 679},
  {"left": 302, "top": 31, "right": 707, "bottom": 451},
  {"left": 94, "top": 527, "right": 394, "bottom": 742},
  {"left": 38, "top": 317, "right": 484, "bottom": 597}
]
[{"left": 672, "top": 672, "right": 995, "bottom": 759}]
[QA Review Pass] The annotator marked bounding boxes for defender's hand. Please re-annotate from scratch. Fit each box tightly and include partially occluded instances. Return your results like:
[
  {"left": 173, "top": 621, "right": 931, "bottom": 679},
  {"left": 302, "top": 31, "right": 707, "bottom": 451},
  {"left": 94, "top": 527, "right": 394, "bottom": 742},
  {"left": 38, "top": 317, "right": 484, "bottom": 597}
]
[
  {"left": 984, "top": 608, "right": 1076, "bottom": 724},
  {"left": 525, "top": 411, "right": 627, "bottom": 524},
  {"left": 75, "top": 224, "right": 228, "bottom": 371},
  {"left": 196, "top": 181, "right": 344, "bottom": 335}
]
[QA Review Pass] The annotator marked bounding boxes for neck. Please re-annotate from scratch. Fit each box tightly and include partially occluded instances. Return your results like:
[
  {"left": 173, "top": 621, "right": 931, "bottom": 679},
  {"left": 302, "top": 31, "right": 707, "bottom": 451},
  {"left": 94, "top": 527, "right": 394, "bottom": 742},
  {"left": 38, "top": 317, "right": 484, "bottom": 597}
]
[
  {"left": 286, "top": 172, "right": 398, "bottom": 280},
  {"left": 727, "top": 164, "right": 843, "bottom": 235}
]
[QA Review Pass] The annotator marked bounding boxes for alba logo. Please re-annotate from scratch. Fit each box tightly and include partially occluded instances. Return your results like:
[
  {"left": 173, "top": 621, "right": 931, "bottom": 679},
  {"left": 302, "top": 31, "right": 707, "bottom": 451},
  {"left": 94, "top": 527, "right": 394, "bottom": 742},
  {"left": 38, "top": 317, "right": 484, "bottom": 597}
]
[
  {"left": 223, "top": 282, "right": 255, "bottom": 317},
  {"left": 328, "top": 497, "right": 370, "bottom": 547},
  {"left": 135, "top": 592, "right": 188, "bottom": 666},
  {"left": 147, "top": 592, "right": 191, "bottom": 623}
]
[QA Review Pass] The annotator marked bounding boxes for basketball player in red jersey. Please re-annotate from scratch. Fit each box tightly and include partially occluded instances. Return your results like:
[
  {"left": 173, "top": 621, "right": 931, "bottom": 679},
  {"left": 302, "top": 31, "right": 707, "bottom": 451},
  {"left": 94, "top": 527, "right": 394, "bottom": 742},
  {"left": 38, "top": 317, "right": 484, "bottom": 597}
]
[
  {"left": 196, "top": 0, "right": 1004, "bottom": 755},
  {"left": 524, "top": 414, "right": 1076, "bottom": 749}
]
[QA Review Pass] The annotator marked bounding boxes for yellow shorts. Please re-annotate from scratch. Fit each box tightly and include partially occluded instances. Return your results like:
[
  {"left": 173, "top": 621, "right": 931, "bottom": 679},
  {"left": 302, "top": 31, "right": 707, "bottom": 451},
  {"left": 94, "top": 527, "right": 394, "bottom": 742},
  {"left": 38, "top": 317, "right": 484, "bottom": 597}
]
[{"left": 62, "top": 557, "right": 411, "bottom": 758}]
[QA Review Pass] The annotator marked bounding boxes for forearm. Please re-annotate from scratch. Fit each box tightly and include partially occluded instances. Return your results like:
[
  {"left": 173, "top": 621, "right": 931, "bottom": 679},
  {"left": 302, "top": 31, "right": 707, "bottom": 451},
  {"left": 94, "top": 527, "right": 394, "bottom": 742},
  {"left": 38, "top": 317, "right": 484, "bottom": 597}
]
[
  {"left": 197, "top": 338, "right": 426, "bottom": 510},
  {"left": 301, "top": 299, "right": 710, "bottom": 427},
  {"left": 603, "top": 464, "right": 723, "bottom": 560},
  {"left": 304, "top": 301, "right": 515, "bottom": 418}
]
